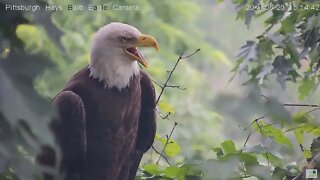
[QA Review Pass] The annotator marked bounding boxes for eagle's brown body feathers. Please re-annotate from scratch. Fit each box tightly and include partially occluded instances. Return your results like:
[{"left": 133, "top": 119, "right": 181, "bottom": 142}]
[
  {"left": 38, "top": 22, "right": 159, "bottom": 180},
  {"left": 40, "top": 66, "right": 156, "bottom": 180}
]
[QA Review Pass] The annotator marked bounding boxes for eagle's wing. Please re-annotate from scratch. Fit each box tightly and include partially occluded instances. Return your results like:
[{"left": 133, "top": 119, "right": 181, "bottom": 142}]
[
  {"left": 51, "top": 91, "right": 86, "bottom": 178},
  {"left": 127, "top": 71, "right": 157, "bottom": 179}
]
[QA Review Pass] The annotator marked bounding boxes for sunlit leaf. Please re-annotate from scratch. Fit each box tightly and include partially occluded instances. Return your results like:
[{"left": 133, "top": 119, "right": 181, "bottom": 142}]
[
  {"left": 164, "top": 166, "right": 180, "bottom": 178},
  {"left": 221, "top": 140, "right": 237, "bottom": 154},
  {"left": 159, "top": 100, "right": 175, "bottom": 113},
  {"left": 253, "top": 122, "right": 293, "bottom": 148},
  {"left": 157, "top": 136, "right": 181, "bottom": 158},
  {"left": 293, "top": 111, "right": 312, "bottom": 124},
  {"left": 303, "top": 150, "right": 312, "bottom": 159},
  {"left": 143, "top": 164, "right": 164, "bottom": 176},
  {"left": 164, "top": 140, "right": 181, "bottom": 158},
  {"left": 294, "top": 129, "right": 304, "bottom": 144}
]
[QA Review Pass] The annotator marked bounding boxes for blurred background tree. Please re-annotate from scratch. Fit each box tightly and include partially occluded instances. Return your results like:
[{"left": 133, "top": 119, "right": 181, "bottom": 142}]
[{"left": 3, "top": 0, "right": 320, "bottom": 179}]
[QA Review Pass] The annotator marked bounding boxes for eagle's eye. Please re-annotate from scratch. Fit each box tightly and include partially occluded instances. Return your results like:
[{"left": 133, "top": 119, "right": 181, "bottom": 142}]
[{"left": 121, "top": 37, "right": 129, "bottom": 44}]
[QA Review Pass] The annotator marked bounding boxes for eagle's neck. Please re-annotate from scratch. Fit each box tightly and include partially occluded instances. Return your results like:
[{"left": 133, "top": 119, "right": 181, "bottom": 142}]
[{"left": 89, "top": 53, "right": 140, "bottom": 90}]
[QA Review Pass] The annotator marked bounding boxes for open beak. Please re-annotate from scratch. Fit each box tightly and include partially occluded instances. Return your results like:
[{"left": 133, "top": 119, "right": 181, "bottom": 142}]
[{"left": 124, "top": 34, "right": 159, "bottom": 68}]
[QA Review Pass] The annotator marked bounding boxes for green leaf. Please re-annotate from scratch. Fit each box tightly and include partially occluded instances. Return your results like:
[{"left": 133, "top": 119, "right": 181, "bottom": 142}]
[
  {"left": 238, "top": 153, "right": 259, "bottom": 167},
  {"left": 263, "top": 153, "right": 283, "bottom": 167},
  {"left": 281, "top": 15, "right": 296, "bottom": 33},
  {"left": 159, "top": 100, "right": 175, "bottom": 113},
  {"left": 294, "top": 129, "right": 304, "bottom": 144},
  {"left": 302, "top": 124, "right": 320, "bottom": 136},
  {"left": 178, "top": 164, "right": 202, "bottom": 178},
  {"left": 253, "top": 122, "right": 293, "bottom": 148},
  {"left": 258, "top": 38, "right": 274, "bottom": 60},
  {"left": 164, "top": 139, "right": 181, "bottom": 158},
  {"left": 246, "top": 164, "right": 273, "bottom": 179},
  {"left": 272, "top": 167, "right": 287, "bottom": 179},
  {"left": 164, "top": 166, "right": 180, "bottom": 178},
  {"left": 241, "top": 144, "right": 269, "bottom": 154},
  {"left": 293, "top": 111, "right": 312, "bottom": 123},
  {"left": 298, "top": 77, "right": 315, "bottom": 100},
  {"left": 143, "top": 164, "right": 163, "bottom": 176},
  {"left": 303, "top": 150, "right": 312, "bottom": 159},
  {"left": 221, "top": 140, "right": 237, "bottom": 154},
  {"left": 158, "top": 136, "right": 182, "bottom": 158}
]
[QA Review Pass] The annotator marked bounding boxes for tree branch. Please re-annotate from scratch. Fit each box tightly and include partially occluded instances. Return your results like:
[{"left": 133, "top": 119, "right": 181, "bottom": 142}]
[
  {"left": 159, "top": 112, "right": 172, "bottom": 120},
  {"left": 151, "top": 49, "right": 200, "bottom": 164},
  {"left": 156, "top": 122, "right": 178, "bottom": 164},
  {"left": 155, "top": 49, "right": 200, "bottom": 105},
  {"left": 152, "top": 146, "right": 171, "bottom": 165},
  {"left": 261, "top": 94, "right": 320, "bottom": 108},
  {"left": 293, "top": 152, "right": 320, "bottom": 180},
  {"left": 241, "top": 115, "right": 265, "bottom": 152}
]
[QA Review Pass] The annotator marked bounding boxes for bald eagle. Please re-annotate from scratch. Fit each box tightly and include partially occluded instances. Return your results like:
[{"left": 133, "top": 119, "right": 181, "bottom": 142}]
[{"left": 38, "top": 22, "right": 159, "bottom": 180}]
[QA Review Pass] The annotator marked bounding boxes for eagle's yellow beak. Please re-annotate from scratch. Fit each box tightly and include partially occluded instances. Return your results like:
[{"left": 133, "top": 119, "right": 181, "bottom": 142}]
[
  {"left": 124, "top": 34, "right": 159, "bottom": 68},
  {"left": 136, "top": 34, "right": 160, "bottom": 52}
]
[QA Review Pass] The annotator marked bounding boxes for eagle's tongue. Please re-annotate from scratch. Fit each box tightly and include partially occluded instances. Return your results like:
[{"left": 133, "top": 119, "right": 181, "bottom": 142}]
[{"left": 128, "top": 47, "right": 144, "bottom": 60}]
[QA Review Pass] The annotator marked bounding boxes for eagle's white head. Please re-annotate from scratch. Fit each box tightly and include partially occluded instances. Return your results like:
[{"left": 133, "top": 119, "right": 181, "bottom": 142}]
[{"left": 89, "top": 22, "right": 159, "bottom": 90}]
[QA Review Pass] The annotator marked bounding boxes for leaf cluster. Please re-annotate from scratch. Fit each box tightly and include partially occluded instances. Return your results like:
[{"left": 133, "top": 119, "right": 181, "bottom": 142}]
[{"left": 228, "top": 0, "right": 320, "bottom": 98}]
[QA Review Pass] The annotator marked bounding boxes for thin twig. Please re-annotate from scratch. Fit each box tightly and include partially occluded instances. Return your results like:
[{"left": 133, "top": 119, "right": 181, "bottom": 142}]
[
  {"left": 240, "top": 116, "right": 265, "bottom": 152},
  {"left": 159, "top": 112, "right": 172, "bottom": 120},
  {"left": 166, "top": 85, "right": 186, "bottom": 90},
  {"left": 261, "top": 122, "right": 277, "bottom": 128},
  {"left": 250, "top": 115, "right": 265, "bottom": 125},
  {"left": 299, "top": 144, "right": 305, "bottom": 152},
  {"left": 152, "top": 146, "right": 171, "bottom": 165},
  {"left": 284, "top": 126, "right": 303, "bottom": 132},
  {"left": 283, "top": 103, "right": 320, "bottom": 108},
  {"left": 155, "top": 49, "right": 200, "bottom": 105},
  {"left": 181, "top": 48, "right": 201, "bottom": 59},
  {"left": 152, "top": 49, "right": 200, "bottom": 164},
  {"left": 240, "top": 132, "right": 252, "bottom": 153},
  {"left": 152, "top": 80, "right": 163, "bottom": 89},
  {"left": 230, "top": 175, "right": 253, "bottom": 179},
  {"left": 306, "top": 107, "right": 320, "bottom": 114},
  {"left": 156, "top": 122, "right": 178, "bottom": 164},
  {"left": 307, "top": 125, "right": 320, "bottom": 133},
  {"left": 261, "top": 94, "right": 320, "bottom": 108},
  {"left": 260, "top": 94, "right": 270, "bottom": 100}
]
